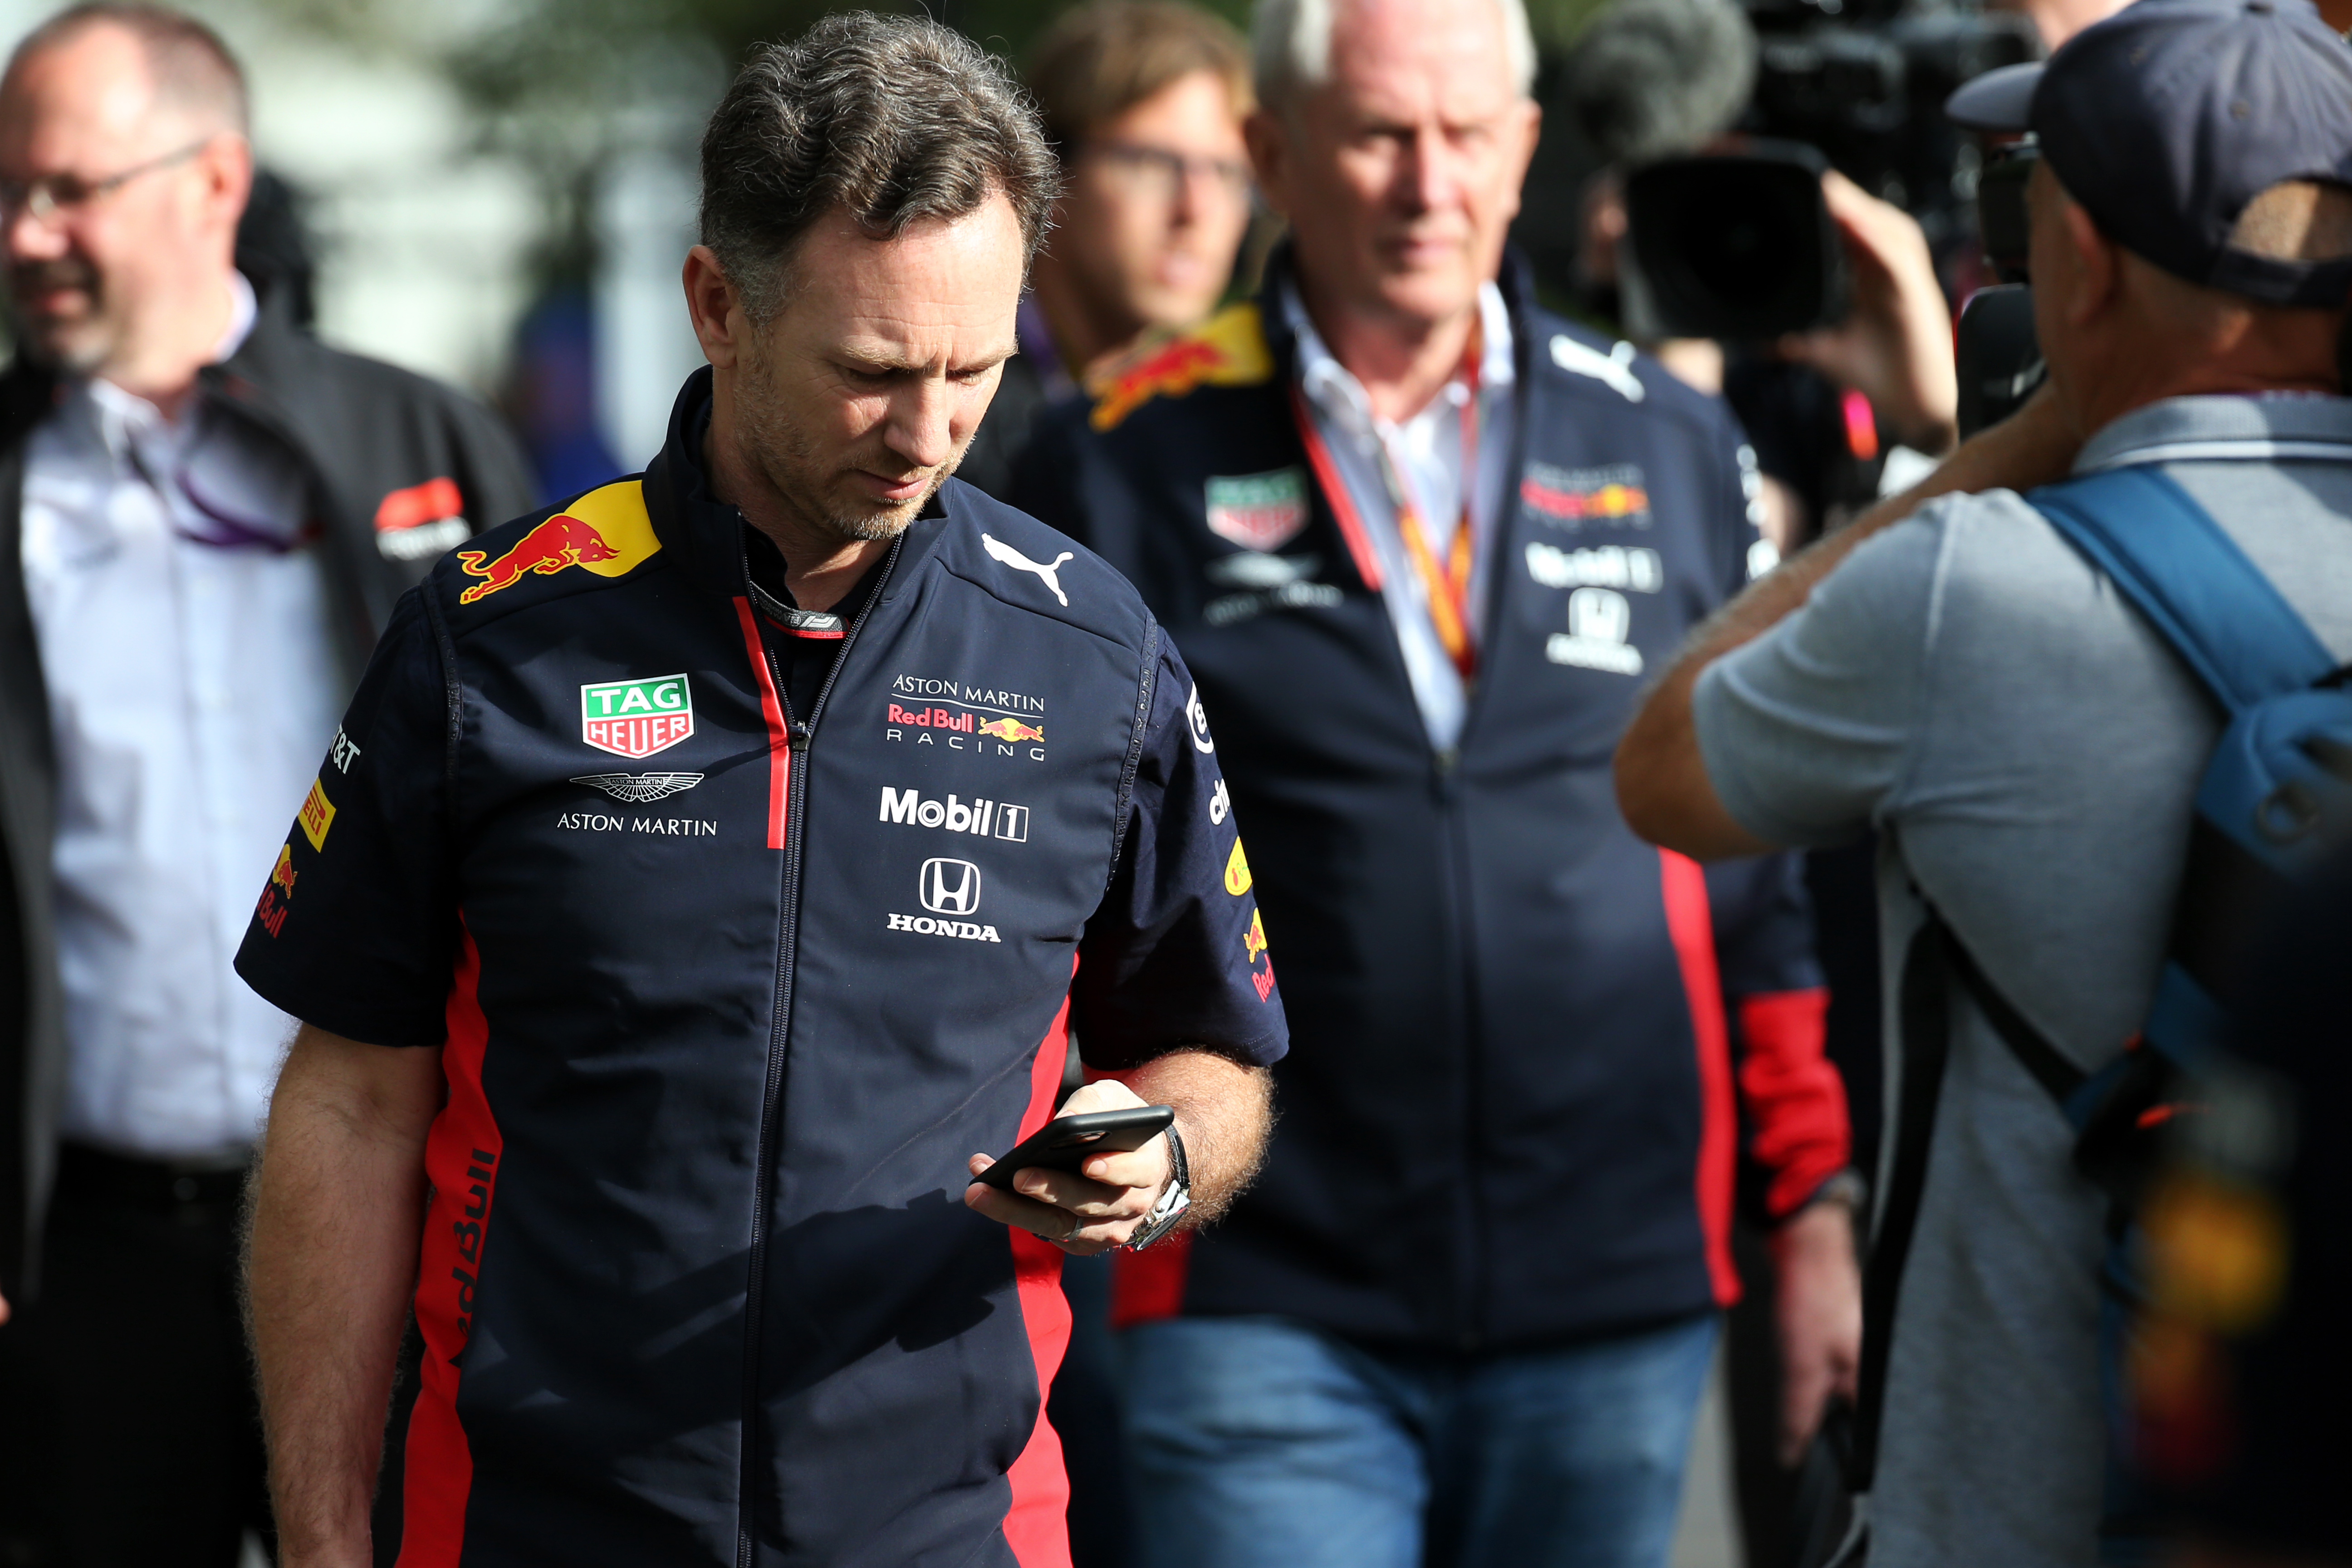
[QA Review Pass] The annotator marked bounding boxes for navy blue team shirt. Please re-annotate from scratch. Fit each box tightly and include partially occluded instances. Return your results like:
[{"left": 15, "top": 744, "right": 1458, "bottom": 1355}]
[
  {"left": 1014, "top": 252, "right": 1848, "bottom": 1350},
  {"left": 235, "top": 368, "right": 1285, "bottom": 1568}
]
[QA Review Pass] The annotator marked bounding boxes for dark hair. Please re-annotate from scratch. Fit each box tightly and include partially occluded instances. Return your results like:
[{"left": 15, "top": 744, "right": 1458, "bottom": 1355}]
[
  {"left": 1024, "top": 0, "right": 1251, "bottom": 157},
  {"left": 10, "top": 2, "right": 248, "bottom": 135},
  {"left": 700, "top": 12, "right": 1060, "bottom": 321}
]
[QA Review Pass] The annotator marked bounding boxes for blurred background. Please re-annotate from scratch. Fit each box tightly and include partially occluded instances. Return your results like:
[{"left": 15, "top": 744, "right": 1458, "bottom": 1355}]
[{"left": 0, "top": 0, "right": 1758, "bottom": 501}]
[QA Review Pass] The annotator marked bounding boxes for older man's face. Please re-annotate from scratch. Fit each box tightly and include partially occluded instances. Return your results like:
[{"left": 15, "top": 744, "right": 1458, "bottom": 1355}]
[
  {"left": 730, "top": 196, "right": 1025, "bottom": 544},
  {"left": 1255, "top": 0, "right": 1539, "bottom": 329},
  {"left": 0, "top": 23, "right": 241, "bottom": 376}
]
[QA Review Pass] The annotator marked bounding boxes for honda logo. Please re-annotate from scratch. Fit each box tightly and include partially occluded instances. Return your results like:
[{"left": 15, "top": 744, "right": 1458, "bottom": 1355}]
[{"left": 920, "top": 858, "right": 983, "bottom": 916}]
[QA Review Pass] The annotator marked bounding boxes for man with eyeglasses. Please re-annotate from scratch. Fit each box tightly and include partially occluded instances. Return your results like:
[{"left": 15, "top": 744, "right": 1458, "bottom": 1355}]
[
  {"left": 0, "top": 5, "right": 534, "bottom": 1563},
  {"left": 956, "top": 0, "right": 1256, "bottom": 498}
]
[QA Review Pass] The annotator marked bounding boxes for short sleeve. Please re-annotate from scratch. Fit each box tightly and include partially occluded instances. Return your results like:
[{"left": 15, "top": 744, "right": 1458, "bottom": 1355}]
[
  {"left": 1690, "top": 503, "right": 1954, "bottom": 849},
  {"left": 233, "top": 587, "right": 459, "bottom": 1046},
  {"left": 1070, "top": 635, "right": 1289, "bottom": 1071}
]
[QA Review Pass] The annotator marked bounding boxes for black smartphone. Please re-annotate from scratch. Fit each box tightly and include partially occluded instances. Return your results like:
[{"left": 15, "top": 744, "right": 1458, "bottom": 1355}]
[{"left": 971, "top": 1105, "right": 1174, "bottom": 1190}]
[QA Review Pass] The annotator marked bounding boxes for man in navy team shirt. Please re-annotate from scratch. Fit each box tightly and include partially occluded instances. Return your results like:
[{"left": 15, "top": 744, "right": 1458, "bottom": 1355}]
[{"left": 235, "top": 17, "right": 1283, "bottom": 1568}]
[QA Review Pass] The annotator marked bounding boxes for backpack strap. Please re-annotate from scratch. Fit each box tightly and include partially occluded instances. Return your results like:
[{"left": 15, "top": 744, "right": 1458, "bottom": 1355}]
[
  {"left": 2030, "top": 466, "right": 2337, "bottom": 713},
  {"left": 1849, "top": 905, "right": 2089, "bottom": 1494}
]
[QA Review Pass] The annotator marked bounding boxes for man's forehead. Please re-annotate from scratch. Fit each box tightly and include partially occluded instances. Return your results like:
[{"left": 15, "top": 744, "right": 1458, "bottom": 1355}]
[
  {"left": 1323, "top": 0, "right": 1519, "bottom": 113},
  {"left": 0, "top": 29, "right": 166, "bottom": 157}
]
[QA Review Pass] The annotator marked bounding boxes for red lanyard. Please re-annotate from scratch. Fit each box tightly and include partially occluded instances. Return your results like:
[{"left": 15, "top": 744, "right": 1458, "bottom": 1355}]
[{"left": 1289, "top": 329, "right": 1484, "bottom": 681}]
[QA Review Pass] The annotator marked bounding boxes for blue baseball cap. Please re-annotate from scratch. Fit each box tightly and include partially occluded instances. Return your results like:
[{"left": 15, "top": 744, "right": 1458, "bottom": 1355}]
[{"left": 1946, "top": 0, "right": 2352, "bottom": 306}]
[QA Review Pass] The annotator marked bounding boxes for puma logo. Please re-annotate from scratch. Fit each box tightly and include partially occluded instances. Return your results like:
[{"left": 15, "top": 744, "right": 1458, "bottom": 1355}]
[{"left": 981, "top": 534, "right": 1074, "bottom": 608}]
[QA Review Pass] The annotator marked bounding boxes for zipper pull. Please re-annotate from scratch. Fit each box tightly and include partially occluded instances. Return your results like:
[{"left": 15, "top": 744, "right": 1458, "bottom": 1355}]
[{"left": 787, "top": 722, "right": 812, "bottom": 753}]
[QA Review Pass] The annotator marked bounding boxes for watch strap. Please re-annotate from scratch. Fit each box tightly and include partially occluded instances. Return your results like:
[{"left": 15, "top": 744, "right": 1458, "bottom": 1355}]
[{"left": 1125, "top": 1124, "right": 1191, "bottom": 1251}]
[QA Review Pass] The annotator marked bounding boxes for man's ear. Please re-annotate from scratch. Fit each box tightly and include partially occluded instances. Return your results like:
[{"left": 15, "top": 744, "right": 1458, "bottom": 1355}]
[
  {"left": 682, "top": 245, "right": 745, "bottom": 370},
  {"left": 2060, "top": 197, "right": 2122, "bottom": 326},
  {"left": 1498, "top": 99, "right": 1542, "bottom": 227},
  {"left": 202, "top": 133, "right": 252, "bottom": 230},
  {"left": 1243, "top": 108, "right": 1293, "bottom": 222}
]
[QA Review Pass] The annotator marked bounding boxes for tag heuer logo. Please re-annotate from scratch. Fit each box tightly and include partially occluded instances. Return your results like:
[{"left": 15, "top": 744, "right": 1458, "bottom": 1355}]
[
  {"left": 1205, "top": 468, "right": 1309, "bottom": 552},
  {"left": 581, "top": 675, "right": 693, "bottom": 759}
]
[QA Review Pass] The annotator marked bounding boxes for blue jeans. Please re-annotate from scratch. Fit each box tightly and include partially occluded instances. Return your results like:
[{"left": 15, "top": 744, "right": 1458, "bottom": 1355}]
[{"left": 1118, "top": 1312, "right": 1717, "bottom": 1568}]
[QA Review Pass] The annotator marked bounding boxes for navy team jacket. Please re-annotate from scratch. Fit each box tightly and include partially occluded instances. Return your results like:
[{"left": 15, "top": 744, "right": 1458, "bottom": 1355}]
[
  {"left": 235, "top": 371, "right": 1286, "bottom": 1568},
  {"left": 1014, "top": 257, "right": 1846, "bottom": 1350}
]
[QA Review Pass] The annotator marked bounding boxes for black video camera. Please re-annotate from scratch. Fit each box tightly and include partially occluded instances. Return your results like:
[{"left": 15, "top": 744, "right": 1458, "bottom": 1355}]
[{"left": 1619, "top": 0, "right": 2036, "bottom": 342}]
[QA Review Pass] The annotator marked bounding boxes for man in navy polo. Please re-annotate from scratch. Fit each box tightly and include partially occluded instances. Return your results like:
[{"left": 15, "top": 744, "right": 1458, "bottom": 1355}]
[
  {"left": 235, "top": 16, "right": 1283, "bottom": 1568},
  {"left": 1013, "top": 0, "right": 1856, "bottom": 1563}
]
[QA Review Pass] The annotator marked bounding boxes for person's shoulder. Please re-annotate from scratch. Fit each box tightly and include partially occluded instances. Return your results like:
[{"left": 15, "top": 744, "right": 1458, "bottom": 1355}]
[
  {"left": 424, "top": 475, "right": 669, "bottom": 633},
  {"left": 932, "top": 480, "right": 1156, "bottom": 651},
  {"left": 261, "top": 323, "right": 502, "bottom": 430},
  {"left": 1520, "top": 306, "right": 1737, "bottom": 443},
  {"left": 1079, "top": 301, "right": 1279, "bottom": 436}
]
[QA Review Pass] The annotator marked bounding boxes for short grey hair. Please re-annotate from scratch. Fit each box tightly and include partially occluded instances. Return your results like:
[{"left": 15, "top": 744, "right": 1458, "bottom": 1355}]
[
  {"left": 1252, "top": 0, "right": 1538, "bottom": 105},
  {"left": 699, "top": 12, "right": 1061, "bottom": 322}
]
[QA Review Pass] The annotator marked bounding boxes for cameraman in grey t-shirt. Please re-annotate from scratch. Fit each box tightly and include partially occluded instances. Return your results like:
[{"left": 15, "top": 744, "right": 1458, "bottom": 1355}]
[{"left": 1613, "top": 3, "right": 2352, "bottom": 1565}]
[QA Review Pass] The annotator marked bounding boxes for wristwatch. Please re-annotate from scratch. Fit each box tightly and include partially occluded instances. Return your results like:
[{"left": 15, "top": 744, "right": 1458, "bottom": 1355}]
[{"left": 1125, "top": 1124, "right": 1192, "bottom": 1251}]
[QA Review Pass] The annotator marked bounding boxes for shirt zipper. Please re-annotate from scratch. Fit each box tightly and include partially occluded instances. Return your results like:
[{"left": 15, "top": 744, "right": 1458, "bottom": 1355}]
[{"left": 736, "top": 534, "right": 904, "bottom": 1567}]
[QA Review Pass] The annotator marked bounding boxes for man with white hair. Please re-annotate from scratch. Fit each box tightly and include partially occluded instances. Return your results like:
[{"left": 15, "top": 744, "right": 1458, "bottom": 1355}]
[{"left": 1014, "top": 0, "right": 1859, "bottom": 1563}]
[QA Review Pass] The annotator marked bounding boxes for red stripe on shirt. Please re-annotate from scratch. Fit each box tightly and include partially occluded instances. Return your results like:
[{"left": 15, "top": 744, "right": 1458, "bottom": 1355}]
[
  {"left": 1003, "top": 990, "right": 1075, "bottom": 1568},
  {"left": 733, "top": 598, "right": 791, "bottom": 850},
  {"left": 1108, "top": 1230, "right": 1193, "bottom": 1329},
  {"left": 1735, "top": 988, "right": 1849, "bottom": 1219},
  {"left": 1659, "top": 850, "right": 1741, "bottom": 1307},
  {"left": 397, "top": 922, "right": 499, "bottom": 1568}
]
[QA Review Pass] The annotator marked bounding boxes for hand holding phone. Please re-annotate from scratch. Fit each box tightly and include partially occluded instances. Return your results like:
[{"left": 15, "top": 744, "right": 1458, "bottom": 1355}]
[
  {"left": 962, "top": 1088, "right": 1178, "bottom": 1255},
  {"left": 970, "top": 1105, "right": 1174, "bottom": 1189}
]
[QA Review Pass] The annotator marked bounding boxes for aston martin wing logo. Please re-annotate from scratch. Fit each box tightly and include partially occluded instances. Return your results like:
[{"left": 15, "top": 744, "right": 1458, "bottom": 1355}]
[{"left": 571, "top": 772, "right": 706, "bottom": 803}]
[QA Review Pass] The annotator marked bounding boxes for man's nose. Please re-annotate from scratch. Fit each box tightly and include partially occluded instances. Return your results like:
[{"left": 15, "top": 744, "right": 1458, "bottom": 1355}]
[
  {"left": 884, "top": 378, "right": 956, "bottom": 471},
  {"left": 1397, "top": 125, "right": 1457, "bottom": 215},
  {"left": 3, "top": 200, "right": 69, "bottom": 261}
]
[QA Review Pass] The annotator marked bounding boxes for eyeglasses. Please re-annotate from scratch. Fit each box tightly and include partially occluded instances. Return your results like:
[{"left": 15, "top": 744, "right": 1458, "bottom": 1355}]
[
  {"left": 0, "top": 138, "right": 213, "bottom": 226},
  {"left": 1085, "top": 141, "right": 1253, "bottom": 207}
]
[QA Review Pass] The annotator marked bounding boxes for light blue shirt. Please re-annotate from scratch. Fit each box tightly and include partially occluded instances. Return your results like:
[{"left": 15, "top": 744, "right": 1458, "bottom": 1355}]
[
  {"left": 1284, "top": 281, "right": 1517, "bottom": 753},
  {"left": 20, "top": 274, "right": 341, "bottom": 1160}
]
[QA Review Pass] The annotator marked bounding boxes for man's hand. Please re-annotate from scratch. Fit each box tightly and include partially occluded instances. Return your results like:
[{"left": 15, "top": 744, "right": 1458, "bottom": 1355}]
[
  {"left": 1782, "top": 171, "right": 1959, "bottom": 458},
  {"left": 1772, "top": 1199, "right": 1862, "bottom": 1465},
  {"left": 962, "top": 1048, "right": 1272, "bottom": 1255},
  {"left": 963, "top": 1078, "right": 1171, "bottom": 1255}
]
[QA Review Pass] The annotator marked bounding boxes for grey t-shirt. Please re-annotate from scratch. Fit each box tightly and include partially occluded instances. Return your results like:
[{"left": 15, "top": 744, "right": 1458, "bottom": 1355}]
[{"left": 1690, "top": 394, "right": 2352, "bottom": 1568}]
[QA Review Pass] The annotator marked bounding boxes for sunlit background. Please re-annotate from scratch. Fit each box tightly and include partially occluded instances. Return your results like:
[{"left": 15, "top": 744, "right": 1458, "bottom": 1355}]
[{"left": 0, "top": 0, "right": 1612, "bottom": 497}]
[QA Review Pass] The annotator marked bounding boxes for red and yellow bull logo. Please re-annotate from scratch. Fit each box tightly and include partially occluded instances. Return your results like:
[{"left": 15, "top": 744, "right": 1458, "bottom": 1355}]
[
  {"left": 1243, "top": 908, "right": 1269, "bottom": 963},
  {"left": 1089, "top": 304, "right": 1276, "bottom": 431},
  {"left": 453, "top": 480, "right": 661, "bottom": 606},
  {"left": 1519, "top": 463, "right": 1652, "bottom": 526},
  {"left": 977, "top": 716, "right": 1046, "bottom": 744},
  {"left": 254, "top": 843, "right": 298, "bottom": 938}
]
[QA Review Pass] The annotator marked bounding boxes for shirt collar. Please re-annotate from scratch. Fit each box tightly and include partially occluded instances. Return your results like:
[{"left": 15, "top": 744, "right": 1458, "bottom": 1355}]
[
  {"left": 2074, "top": 391, "right": 2352, "bottom": 472},
  {"left": 214, "top": 271, "right": 258, "bottom": 364},
  {"left": 1283, "top": 278, "right": 1514, "bottom": 445}
]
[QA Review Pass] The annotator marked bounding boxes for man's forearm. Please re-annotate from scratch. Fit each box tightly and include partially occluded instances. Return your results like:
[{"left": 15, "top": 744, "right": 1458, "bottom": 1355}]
[
  {"left": 1112, "top": 1049, "right": 1273, "bottom": 1228},
  {"left": 246, "top": 1025, "right": 441, "bottom": 1567},
  {"left": 1616, "top": 384, "right": 2084, "bottom": 856}
]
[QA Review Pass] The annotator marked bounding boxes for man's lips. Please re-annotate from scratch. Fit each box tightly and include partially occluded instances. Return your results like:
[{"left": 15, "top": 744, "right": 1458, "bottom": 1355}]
[{"left": 854, "top": 469, "right": 931, "bottom": 503}]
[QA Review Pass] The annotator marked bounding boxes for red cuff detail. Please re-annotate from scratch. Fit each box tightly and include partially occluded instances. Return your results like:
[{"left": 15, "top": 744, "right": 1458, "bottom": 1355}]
[
  {"left": 1735, "top": 987, "right": 1851, "bottom": 1219},
  {"left": 1108, "top": 1231, "right": 1193, "bottom": 1329}
]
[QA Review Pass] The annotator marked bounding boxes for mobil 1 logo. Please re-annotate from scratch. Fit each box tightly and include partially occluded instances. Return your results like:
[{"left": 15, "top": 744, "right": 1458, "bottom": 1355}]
[{"left": 878, "top": 786, "right": 1029, "bottom": 843}]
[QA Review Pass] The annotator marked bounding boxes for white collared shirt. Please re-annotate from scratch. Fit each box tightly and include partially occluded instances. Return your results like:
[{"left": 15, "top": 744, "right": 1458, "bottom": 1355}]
[
  {"left": 20, "top": 274, "right": 341, "bottom": 1160},
  {"left": 1284, "top": 280, "right": 1517, "bottom": 752}
]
